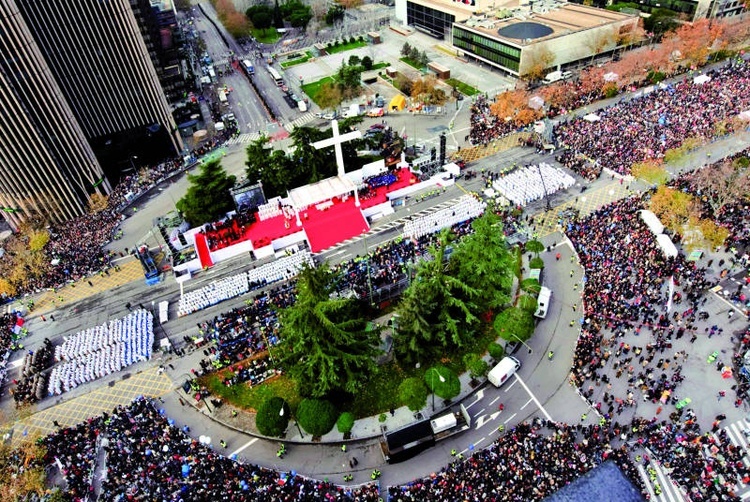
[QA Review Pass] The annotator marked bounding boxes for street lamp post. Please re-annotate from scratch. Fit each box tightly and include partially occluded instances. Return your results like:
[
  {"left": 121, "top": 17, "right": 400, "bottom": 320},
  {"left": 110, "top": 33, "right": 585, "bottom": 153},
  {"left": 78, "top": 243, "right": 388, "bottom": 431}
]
[
  {"left": 509, "top": 333, "right": 533, "bottom": 354},
  {"left": 431, "top": 369, "right": 446, "bottom": 411},
  {"left": 535, "top": 163, "right": 552, "bottom": 212},
  {"left": 280, "top": 406, "right": 304, "bottom": 438}
]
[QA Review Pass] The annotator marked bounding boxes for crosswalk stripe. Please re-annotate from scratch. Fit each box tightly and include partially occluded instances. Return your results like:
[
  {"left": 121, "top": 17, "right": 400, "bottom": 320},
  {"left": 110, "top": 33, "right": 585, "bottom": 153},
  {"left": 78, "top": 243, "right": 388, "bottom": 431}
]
[{"left": 637, "top": 464, "right": 657, "bottom": 500}]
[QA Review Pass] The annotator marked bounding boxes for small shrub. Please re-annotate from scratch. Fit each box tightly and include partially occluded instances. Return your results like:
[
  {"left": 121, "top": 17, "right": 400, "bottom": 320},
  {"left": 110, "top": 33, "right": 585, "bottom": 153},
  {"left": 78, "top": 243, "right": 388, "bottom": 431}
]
[
  {"left": 336, "top": 412, "right": 355, "bottom": 433},
  {"left": 425, "top": 366, "right": 460, "bottom": 400},
  {"left": 517, "top": 294, "right": 538, "bottom": 313},
  {"left": 488, "top": 342, "right": 505, "bottom": 360},
  {"left": 378, "top": 413, "right": 387, "bottom": 423},
  {"left": 297, "top": 399, "right": 337, "bottom": 437},
  {"left": 255, "top": 397, "right": 290, "bottom": 437},
  {"left": 529, "top": 256, "right": 545, "bottom": 269},
  {"left": 398, "top": 377, "right": 428, "bottom": 411},
  {"left": 463, "top": 353, "right": 489, "bottom": 380}
]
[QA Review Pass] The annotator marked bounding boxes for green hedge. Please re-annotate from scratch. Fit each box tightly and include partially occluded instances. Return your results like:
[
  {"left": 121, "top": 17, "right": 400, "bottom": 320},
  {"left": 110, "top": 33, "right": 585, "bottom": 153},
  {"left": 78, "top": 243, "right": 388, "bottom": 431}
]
[{"left": 297, "top": 399, "right": 337, "bottom": 437}]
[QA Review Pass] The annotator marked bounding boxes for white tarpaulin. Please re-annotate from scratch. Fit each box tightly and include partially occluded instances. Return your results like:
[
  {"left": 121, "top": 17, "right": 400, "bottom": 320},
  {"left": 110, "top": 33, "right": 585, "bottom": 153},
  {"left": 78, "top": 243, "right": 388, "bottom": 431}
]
[
  {"left": 693, "top": 74, "right": 711, "bottom": 85},
  {"left": 603, "top": 72, "right": 618, "bottom": 82},
  {"left": 657, "top": 233, "right": 678, "bottom": 258},
  {"left": 738, "top": 110, "right": 750, "bottom": 122},
  {"left": 639, "top": 210, "right": 665, "bottom": 235},
  {"left": 528, "top": 96, "right": 545, "bottom": 110},
  {"left": 583, "top": 113, "right": 600, "bottom": 122}
]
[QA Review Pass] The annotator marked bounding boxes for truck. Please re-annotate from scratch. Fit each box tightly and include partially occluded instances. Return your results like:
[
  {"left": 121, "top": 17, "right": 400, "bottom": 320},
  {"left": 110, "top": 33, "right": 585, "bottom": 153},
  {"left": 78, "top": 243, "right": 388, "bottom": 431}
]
[
  {"left": 218, "top": 90, "right": 228, "bottom": 105},
  {"left": 343, "top": 103, "right": 361, "bottom": 118},
  {"left": 487, "top": 356, "right": 521, "bottom": 388},
  {"left": 543, "top": 70, "right": 573, "bottom": 84},
  {"left": 380, "top": 405, "right": 471, "bottom": 464}
]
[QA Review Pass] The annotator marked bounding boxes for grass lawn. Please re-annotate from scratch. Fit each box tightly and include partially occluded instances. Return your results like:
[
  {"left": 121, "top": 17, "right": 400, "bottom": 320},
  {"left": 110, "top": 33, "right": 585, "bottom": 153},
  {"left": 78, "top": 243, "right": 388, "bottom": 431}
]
[
  {"left": 280, "top": 51, "right": 313, "bottom": 69},
  {"left": 252, "top": 28, "right": 279, "bottom": 44},
  {"left": 445, "top": 78, "right": 480, "bottom": 97},
  {"left": 199, "top": 370, "right": 301, "bottom": 412},
  {"left": 325, "top": 40, "right": 368, "bottom": 55},
  {"left": 371, "top": 62, "right": 390, "bottom": 71},
  {"left": 301, "top": 76, "right": 335, "bottom": 104},
  {"left": 400, "top": 56, "right": 425, "bottom": 70}
]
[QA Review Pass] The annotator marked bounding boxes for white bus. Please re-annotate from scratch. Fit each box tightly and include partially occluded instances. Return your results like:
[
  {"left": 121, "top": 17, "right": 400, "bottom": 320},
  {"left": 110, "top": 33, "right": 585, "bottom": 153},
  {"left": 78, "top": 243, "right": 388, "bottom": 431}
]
[
  {"left": 242, "top": 60, "right": 254, "bottom": 75},
  {"left": 267, "top": 66, "right": 283, "bottom": 86}
]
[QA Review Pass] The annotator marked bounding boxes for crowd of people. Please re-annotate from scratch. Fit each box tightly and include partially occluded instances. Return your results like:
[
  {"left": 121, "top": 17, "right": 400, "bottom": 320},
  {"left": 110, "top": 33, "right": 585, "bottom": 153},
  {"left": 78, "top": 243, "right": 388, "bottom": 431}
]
[
  {"left": 43, "top": 397, "right": 382, "bottom": 501},
  {"left": 555, "top": 149, "right": 603, "bottom": 181},
  {"left": 554, "top": 61, "right": 750, "bottom": 176},
  {"left": 567, "top": 196, "right": 712, "bottom": 413},
  {"left": 389, "top": 419, "right": 641, "bottom": 501}
]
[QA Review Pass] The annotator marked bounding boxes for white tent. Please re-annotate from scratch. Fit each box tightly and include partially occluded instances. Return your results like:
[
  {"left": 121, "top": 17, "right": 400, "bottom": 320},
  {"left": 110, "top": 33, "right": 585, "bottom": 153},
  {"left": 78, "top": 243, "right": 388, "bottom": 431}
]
[
  {"left": 583, "top": 113, "right": 600, "bottom": 122},
  {"left": 694, "top": 74, "right": 711, "bottom": 85},
  {"left": 603, "top": 72, "right": 618, "bottom": 82},
  {"left": 528, "top": 96, "right": 545, "bottom": 110},
  {"left": 657, "top": 233, "right": 678, "bottom": 258},
  {"left": 738, "top": 110, "right": 750, "bottom": 122},
  {"left": 639, "top": 210, "right": 665, "bottom": 235}
]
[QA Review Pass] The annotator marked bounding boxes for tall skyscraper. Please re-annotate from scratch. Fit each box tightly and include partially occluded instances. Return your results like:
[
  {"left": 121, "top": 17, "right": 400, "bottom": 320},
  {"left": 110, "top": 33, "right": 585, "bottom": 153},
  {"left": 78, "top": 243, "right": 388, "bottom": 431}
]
[
  {"left": 16, "top": 0, "right": 184, "bottom": 177},
  {"left": 0, "top": 0, "right": 184, "bottom": 229},
  {"left": 0, "top": 1, "right": 109, "bottom": 230}
]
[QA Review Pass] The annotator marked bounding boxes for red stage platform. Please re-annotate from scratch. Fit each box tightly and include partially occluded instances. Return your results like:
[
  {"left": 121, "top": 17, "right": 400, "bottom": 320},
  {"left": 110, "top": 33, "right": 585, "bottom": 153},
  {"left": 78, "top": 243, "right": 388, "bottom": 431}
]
[{"left": 201, "top": 168, "right": 417, "bottom": 257}]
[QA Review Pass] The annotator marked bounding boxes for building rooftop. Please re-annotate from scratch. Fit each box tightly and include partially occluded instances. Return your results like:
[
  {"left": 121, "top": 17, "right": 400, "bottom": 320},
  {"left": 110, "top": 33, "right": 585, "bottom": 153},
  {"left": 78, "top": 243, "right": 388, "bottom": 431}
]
[{"left": 454, "top": 2, "right": 635, "bottom": 45}]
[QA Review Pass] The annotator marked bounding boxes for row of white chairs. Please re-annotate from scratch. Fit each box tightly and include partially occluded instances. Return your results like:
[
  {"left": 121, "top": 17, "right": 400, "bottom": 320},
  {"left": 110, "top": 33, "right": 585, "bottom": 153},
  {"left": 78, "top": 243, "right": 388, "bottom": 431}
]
[
  {"left": 247, "top": 251, "right": 313, "bottom": 284},
  {"left": 492, "top": 163, "right": 575, "bottom": 207},
  {"left": 47, "top": 311, "right": 153, "bottom": 395},
  {"left": 177, "top": 251, "right": 313, "bottom": 317},
  {"left": 403, "top": 195, "right": 486, "bottom": 239},
  {"left": 55, "top": 310, "right": 154, "bottom": 362},
  {"left": 256, "top": 197, "right": 285, "bottom": 221},
  {"left": 177, "top": 274, "right": 250, "bottom": 317}
]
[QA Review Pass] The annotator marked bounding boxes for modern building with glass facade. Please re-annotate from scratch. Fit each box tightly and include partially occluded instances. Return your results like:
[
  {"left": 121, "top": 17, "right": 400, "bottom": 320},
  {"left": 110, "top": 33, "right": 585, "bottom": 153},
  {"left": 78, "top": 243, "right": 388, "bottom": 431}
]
[
  {"left": 0, "top": 0, "right": 183, "bottom": 229},
  {"left": 0, "top": 0, "right": 110, "bottom": 229},
  {"left": 453, "top": 4, "right": 639, "bottom": 76}
]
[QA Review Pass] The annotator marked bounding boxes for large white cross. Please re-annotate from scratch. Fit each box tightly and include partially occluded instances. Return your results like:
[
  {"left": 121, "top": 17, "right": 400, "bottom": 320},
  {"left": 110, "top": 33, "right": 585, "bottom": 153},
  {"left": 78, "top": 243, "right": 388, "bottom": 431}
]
[{"left": 311, "top": 120, "right": 362, "bottom": 178}]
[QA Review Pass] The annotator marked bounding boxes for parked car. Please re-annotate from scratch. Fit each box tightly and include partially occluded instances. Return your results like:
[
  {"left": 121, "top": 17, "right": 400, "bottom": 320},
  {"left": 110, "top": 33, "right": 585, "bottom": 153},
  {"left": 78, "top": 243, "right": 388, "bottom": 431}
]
[{"left": 367, "top": 107, "right": 384, "bottom": 117}]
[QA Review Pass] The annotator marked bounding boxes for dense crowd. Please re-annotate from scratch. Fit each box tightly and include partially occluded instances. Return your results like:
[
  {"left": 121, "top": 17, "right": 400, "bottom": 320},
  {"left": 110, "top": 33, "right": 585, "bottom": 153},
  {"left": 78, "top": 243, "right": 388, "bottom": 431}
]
[
  {"left": 629, "top": 413, "right": 747, "bottom": 500},
  {"left": 555, "top": 61, "right": 750, "bottom": 175},
  {"left": 6, "top": 137, "right": 230, "bottom": 298},
  {"left": 389, "top": 419, "right": 641, "bottom": 501},
  {"left": 43, "top": 397, "right": 381, "bottom": 501},
  {"left": 568, "top": 196, "right": 712, "bottom": 412},
  {"left": 555, "top": 149, "right": 602, "bottom": 181}
]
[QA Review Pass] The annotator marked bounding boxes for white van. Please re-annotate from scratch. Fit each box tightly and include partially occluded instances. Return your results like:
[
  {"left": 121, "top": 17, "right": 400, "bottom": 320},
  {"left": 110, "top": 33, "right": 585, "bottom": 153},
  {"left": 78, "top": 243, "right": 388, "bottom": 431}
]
[
  {"left": 535, "top": 286, "right": 552, "bottom": 319},
  {"left": 487, "top": 356, "right": 521, "bottom": 387}
]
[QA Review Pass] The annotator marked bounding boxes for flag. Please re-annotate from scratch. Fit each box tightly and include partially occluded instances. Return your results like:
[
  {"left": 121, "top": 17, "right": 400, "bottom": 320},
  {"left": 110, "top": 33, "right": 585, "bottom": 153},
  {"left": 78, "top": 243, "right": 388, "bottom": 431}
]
[
  {"left": 2, "top": 207, "right": 19, "bottom": 213},
  {"left": 93, "top": 177, "right": 105, "bottom": 188}
]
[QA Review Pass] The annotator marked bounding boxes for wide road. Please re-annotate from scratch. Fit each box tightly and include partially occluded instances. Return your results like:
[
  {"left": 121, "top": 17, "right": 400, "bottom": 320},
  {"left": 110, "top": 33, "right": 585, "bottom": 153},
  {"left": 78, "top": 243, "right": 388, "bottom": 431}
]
[{"left": 191, "top": 2, "right": 271, "bottom": 133}]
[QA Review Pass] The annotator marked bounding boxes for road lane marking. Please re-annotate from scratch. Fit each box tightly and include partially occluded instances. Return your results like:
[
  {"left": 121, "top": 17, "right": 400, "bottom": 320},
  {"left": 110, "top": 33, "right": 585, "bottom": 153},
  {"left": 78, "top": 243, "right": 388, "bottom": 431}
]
[
  {"left": 503, "top": 380, "right": 517, "bottom": 392},
  {"left": 473, "top": 408, "right": 485, "bottom": 418},
  {"left": 503, "top": 413, "right": 517, "bottom": 424},
  {"left": 489, "top": 396, "right": 500, "bottom": 406},
  {"left": 230, "top": 438, "right": 258, "bottom": 456},
  {"left": 513, "top": 374, "right": 553, "bottom": 421},
  {"left": 520, "top": 398, "right": 533, "bottom": 410}
]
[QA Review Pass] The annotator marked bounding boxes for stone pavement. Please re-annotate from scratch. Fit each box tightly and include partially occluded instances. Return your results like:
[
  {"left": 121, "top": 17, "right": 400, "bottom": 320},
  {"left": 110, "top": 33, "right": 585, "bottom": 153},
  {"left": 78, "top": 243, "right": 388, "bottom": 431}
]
[{"left": 17, "top": 256, "right": 143, "bottom": 316}]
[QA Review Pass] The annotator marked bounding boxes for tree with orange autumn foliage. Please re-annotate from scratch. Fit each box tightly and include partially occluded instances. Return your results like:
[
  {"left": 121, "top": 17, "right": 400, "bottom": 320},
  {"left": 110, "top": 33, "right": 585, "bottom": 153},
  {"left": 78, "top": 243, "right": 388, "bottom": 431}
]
[
  {"left": 215, "top": 0, "right": 249, "bottom": 37},
  {"left": 664, "top": 19, "right": 724, "bottom": 67},
  {"left": 489, "top": 90, "right": 541, "bottom": 128}
]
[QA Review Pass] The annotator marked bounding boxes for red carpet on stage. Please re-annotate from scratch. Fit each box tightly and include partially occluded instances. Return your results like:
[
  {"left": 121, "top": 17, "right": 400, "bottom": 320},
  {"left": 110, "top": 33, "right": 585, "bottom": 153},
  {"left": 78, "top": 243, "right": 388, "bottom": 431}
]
[
  {"left": 302, "top": 200, "right": 369, "bottom": 253},
  {"left": 194, "top": 233, "right": 214, "bottom": 268}
]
